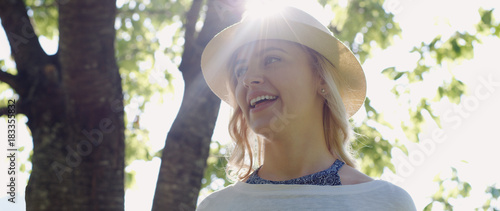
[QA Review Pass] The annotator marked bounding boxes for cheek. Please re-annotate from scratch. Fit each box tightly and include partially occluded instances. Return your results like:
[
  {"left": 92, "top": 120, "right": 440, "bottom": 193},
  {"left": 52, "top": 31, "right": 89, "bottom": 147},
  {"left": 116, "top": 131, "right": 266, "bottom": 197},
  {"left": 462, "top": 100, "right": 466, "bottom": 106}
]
[
  {"left": 282, "top": 76, "right": 319, "bottom": 103},
  {"left": 234, "top": 84, "right": 247, "bottom": 109}
]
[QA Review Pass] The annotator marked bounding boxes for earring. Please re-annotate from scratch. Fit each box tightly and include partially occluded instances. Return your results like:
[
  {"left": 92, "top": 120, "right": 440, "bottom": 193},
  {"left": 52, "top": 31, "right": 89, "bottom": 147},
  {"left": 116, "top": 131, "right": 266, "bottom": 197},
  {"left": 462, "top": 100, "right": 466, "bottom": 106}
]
[{"left": 321, "top": 88, "right": 325, "bottom": 93}]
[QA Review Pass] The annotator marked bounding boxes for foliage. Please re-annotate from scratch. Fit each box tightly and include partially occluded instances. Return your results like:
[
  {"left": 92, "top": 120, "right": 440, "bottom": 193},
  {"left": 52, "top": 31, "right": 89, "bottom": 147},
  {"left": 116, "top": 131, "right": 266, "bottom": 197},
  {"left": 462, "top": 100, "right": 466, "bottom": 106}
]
[
  {"left": 114, "top": 0, "right": 189, "bottom": 166},
  {"left": 424, "top": 167, "right": 472, "bottom": 211},
  {"left": 480, "top": 185, "right": 500, "bottom": 211},
  {"left": 201, "top": 141, "right": 230, "bottom": 193},
  {"left": 423, "top": 168, "right": 499, "bottom": 211},
  {"left": 352, "top": 98, "right": 401, "bottom": 176},
  {"left": 328, "top": 0, "right": 403, "bottom": 178},
  {"left": 24, "top": 0, "right": 59, "bottom": 39},
  {"left": 376, "top": 7, "right": 498, "bottom": 145},
  {"left": 477, "top": 8, "right": 500, "bottom": 37},
  {"left": 322, "top": 0, "right": 401, "bottom": 63},
  {"left": 367, "top": 6, "right": 500, "bottom": 210}
]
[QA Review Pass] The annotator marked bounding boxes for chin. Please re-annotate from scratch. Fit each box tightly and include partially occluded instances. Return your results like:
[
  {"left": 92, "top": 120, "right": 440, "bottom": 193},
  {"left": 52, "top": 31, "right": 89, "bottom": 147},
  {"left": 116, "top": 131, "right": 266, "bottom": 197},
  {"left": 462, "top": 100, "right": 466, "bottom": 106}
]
[{"left": 249, "top": 121, "right": 282, "bottom": 140}]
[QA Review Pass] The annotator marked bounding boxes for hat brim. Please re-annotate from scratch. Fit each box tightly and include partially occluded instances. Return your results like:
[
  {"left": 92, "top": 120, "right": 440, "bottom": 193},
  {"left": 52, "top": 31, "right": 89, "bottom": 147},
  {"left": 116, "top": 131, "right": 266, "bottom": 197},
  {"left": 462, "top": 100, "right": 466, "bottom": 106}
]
[{"left": 201, "top": 17, "right": 366, "bottom": 117}]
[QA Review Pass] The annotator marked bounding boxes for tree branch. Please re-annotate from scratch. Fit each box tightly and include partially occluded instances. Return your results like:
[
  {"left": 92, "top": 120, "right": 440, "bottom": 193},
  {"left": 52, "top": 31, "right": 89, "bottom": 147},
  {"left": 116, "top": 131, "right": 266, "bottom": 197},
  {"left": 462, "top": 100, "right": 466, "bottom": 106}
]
[
  {"left": 177, "top": 0, "right": 203, "bottom": 77},
  {"left": 0, "top": 70, "right": 20, "bottom": 92},
  {"left": 184, "top": 0, "right": 203, "bottom": 53},
  {"left": 179, "top": 0, "right": 245, "bottom": 81},
  {"left": 0, "top": 0, "right": 48, "bottom": 75}
]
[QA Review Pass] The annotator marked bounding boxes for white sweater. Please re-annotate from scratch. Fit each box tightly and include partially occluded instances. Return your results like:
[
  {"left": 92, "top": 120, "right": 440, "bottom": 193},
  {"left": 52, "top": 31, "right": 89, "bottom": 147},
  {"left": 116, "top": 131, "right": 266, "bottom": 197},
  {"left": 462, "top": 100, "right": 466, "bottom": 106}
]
[{"left": 197, "top": 180, "right": 416, "bottom": 211}]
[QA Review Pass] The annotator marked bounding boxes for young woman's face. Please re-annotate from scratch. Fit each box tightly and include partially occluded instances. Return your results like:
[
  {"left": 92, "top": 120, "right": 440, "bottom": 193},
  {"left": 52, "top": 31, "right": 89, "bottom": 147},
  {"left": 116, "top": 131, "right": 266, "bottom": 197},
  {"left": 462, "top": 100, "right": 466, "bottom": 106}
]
[{"left": 232, "top": 40, "right": 325, "bottom": 136}]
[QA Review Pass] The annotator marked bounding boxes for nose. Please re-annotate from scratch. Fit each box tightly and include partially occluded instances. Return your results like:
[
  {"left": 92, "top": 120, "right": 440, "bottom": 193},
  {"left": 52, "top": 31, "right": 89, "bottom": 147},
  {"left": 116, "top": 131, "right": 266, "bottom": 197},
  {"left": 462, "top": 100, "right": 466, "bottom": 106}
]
[{"left": 242, "top": 64, "right": 264, "bottom": 87}]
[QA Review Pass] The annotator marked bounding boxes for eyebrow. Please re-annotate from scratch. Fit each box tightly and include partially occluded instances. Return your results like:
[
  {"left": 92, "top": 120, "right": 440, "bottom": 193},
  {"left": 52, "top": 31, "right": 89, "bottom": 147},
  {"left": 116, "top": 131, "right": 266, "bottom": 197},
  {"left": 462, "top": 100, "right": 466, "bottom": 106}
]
[
  {"left": 258, "top": 47, "right": 287, "bottom": 56},
  {"left": 233, "top": 47, "right": 287, "bottom": 66}
]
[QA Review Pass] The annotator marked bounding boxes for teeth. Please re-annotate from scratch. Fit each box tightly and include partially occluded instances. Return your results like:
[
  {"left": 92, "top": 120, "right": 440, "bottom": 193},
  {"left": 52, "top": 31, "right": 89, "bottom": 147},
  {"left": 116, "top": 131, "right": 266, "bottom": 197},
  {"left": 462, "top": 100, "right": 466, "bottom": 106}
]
[{"left": 250, "top": 95, "right": 277, "bottom": 107}]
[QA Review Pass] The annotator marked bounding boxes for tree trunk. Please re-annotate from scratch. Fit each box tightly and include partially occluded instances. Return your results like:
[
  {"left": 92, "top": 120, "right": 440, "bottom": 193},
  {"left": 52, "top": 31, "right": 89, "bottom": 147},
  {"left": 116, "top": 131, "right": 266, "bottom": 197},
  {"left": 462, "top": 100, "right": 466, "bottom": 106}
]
[
  {"left": 0, "top": 0, "right": 125, "bottom": 210},
  {"left": 152, "top": 0, "right": 245, "bottom": 210}
]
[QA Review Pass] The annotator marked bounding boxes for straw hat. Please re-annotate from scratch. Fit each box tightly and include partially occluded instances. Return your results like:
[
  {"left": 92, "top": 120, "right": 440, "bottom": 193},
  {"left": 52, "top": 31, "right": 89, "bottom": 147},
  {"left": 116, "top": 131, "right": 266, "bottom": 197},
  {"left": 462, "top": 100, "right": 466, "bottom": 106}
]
[{"left": 201, "top": 6, "right": 366, "bottom": 117}]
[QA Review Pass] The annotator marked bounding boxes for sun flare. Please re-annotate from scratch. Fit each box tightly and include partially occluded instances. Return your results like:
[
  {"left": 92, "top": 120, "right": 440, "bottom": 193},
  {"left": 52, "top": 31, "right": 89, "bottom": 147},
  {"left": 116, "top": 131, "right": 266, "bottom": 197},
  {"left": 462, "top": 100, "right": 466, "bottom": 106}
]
[{"left": 244, "top": 0, "right": 286, "bottom": 18}]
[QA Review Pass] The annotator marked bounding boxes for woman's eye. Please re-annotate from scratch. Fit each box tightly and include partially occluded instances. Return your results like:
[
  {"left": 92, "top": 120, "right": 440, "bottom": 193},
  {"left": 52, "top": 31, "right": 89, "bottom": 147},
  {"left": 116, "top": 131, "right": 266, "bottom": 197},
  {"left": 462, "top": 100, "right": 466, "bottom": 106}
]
[
  {"left": 235, "top": 66, "right": 247, "bottom": 78},
  {"left": 264, "top": 56, "right": 281, "bottom": 65}
]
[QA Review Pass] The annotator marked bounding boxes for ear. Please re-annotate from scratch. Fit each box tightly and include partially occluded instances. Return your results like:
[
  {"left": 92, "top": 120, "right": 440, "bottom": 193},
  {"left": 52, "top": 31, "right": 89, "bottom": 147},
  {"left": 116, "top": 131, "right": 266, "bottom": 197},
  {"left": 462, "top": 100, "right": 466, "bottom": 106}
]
[
  {"left": 317, "top": 77, "right": 327, "bottom": 95},
  {"left": 318, "top": 87, "right": 327, "bottom": 95}
]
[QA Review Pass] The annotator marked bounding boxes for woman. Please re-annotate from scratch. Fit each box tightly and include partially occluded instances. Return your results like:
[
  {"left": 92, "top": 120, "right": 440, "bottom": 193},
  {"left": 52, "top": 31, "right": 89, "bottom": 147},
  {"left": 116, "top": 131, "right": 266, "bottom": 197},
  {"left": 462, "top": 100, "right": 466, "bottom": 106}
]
[{"left": 198, "top": 6, "right": 416, "bottom": 210}]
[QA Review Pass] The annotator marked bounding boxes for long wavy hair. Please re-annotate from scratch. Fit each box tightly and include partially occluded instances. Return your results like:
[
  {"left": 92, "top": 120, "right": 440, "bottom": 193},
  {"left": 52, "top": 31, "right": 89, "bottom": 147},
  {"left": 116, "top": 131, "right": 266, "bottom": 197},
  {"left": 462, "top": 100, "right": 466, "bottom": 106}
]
[{"left": 224, "top": 42, "right": 356, "bottom": 181}]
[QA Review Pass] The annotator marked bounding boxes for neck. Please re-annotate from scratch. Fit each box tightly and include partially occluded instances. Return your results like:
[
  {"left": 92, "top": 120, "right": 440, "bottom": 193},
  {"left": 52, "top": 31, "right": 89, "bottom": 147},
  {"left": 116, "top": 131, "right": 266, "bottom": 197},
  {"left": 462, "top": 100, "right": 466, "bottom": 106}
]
[{"left": 258, "top": 122, "right": 338, "bottom": 181}]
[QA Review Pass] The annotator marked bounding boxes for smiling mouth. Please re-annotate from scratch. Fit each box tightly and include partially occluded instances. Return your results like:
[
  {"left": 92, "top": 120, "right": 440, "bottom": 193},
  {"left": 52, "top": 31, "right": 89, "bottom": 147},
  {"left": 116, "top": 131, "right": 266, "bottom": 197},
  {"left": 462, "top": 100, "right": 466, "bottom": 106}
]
[{"left": 249, "top": 95, "right": 278, "bottom": 108}]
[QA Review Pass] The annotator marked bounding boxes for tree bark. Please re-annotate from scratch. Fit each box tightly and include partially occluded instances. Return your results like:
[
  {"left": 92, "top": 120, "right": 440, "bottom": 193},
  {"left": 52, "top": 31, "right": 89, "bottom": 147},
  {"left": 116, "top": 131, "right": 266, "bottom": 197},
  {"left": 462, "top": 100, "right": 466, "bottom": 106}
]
[
  {"left": 1, "top": 0, "right": 125, "bottom": 210},
  {"left": 152, "top": 0, "right": 245, "bottom": 210}
]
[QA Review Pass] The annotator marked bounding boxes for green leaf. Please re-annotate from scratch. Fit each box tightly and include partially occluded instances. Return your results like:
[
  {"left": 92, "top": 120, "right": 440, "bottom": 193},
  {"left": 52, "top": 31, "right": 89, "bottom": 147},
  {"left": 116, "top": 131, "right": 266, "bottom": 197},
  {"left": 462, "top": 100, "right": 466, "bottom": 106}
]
[
  {"left": 480, "top": 8, "right": 493, "bottom": 26},
  {"left": 125, "top": 170, "right": 137, "bottom": 189},
  {"left": 394, "top": 72, "right": 404, "bottom": 80},
  {"left": 487, "top": 186, "right": 500, "bottom": 199},
  {"left": 382, "top": 67, "right": 405, "bottom": 80},
  {"left": 423, "top": 203, "right": 433, "bottom": 211}
]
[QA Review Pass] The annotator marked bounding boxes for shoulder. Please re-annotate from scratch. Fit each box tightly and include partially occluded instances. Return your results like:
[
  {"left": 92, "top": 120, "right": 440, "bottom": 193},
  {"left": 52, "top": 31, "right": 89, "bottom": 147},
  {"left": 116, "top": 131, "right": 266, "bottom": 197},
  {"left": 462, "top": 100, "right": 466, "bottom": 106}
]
[
  {"left": 338, "top": 164, "right": 374, "bottom": 185},
  {"left": 197, "top": 182, "right": 247, "bottom": 210},
  {"left": 361, "top": 180, "right": 417, "bottom": 210},
  {"left": 197, "top": 186, "right": 233, "bottom": 210},
  {"left": 331, "top": 180, "right": 416, "bottom": 210},
  {"left": 338, "top": 166, "right": 416, "bottom": 210}
]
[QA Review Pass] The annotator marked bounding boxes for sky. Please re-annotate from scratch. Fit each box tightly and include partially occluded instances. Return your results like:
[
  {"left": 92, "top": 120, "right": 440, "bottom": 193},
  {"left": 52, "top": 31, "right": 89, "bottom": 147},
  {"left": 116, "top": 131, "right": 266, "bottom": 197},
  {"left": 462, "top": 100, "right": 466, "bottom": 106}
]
[{"left": 1, "top": 0, "right": 500, "bottom": 210}]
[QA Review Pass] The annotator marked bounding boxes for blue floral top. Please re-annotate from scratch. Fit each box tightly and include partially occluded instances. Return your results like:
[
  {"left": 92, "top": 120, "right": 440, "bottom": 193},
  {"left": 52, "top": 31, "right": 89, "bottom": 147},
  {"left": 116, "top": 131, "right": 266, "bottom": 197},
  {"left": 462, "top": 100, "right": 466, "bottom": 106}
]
[{"left": 246, "top": 159, "right": 344, "bottom": 186}]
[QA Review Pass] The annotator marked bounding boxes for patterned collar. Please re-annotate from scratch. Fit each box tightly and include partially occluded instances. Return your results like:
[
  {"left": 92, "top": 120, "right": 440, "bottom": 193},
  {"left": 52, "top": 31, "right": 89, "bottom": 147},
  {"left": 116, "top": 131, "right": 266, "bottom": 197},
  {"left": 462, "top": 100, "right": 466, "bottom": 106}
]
[{"left": 246, "top": 159, "right": 344, "bottom": 186}]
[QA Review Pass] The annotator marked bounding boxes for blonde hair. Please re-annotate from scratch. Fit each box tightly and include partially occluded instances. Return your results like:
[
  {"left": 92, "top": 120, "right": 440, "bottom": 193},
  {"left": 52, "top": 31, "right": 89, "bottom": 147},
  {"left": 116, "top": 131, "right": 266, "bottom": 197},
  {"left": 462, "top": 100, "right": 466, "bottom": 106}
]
[{"left": 225, "top": 43, "right": 356, "bottom": 181}]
